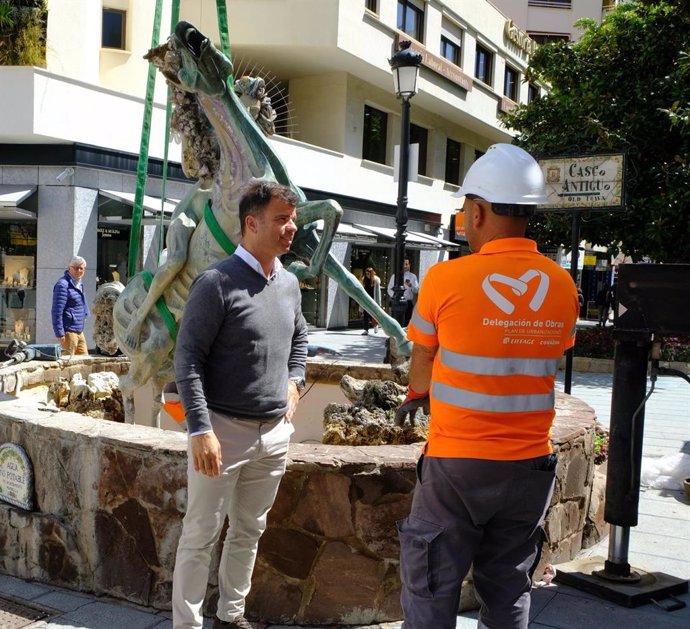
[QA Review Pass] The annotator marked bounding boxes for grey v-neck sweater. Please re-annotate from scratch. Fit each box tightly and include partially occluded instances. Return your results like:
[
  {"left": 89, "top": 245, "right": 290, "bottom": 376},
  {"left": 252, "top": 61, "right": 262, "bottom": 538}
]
[{"left": 175, "top": 254, "right": 308, "bottom": 434}]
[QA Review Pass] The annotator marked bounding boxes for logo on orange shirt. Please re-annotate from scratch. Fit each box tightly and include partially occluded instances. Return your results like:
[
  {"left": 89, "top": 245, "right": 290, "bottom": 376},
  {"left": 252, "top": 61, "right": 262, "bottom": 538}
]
[{"left": 481, "top": 270, "right": 550, "bottom": 314}]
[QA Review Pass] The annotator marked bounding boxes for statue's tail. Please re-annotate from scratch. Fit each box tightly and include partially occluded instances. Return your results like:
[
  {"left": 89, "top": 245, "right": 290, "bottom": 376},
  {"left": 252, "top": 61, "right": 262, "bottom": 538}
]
[{"left": 93, "top": 281, "right": 125, "bottom": 355}]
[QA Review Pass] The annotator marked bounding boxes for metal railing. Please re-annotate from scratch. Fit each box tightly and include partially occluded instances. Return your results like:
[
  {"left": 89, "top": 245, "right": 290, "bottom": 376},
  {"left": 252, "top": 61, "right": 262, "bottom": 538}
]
[{"left": 528, "top": 0, "right": 572, "bottom": 8}]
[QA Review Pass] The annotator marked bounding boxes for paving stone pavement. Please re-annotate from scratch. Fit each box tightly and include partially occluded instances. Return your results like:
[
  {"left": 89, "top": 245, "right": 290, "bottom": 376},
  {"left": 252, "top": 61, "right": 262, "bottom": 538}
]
[{"left": 2, "top": 326, "right": 689, "bottom": 628}]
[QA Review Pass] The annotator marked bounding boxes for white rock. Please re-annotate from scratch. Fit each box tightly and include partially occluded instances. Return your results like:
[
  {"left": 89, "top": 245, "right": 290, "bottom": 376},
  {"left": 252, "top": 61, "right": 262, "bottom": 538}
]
[
  {"left": 69, "top": 373, "right": 93, "bottom": 401},
  {"left": 87, "top": 372, "right": 120, "bottom": 399}
]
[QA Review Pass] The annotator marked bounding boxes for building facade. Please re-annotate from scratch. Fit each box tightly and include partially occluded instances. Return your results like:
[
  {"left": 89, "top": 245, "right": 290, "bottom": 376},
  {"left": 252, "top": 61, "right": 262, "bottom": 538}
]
[
  {"left": 490, "top": 0, "right": 628, "bottom": 43},
  {"left": 0, "top": 0, "right": 543, "bottom": 344}
]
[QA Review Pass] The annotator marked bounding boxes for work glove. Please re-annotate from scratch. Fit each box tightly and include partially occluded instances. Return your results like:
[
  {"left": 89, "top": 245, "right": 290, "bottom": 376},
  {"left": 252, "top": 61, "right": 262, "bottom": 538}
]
[{"left": 394, "top": 387, "right": 429, "bottom": 427}]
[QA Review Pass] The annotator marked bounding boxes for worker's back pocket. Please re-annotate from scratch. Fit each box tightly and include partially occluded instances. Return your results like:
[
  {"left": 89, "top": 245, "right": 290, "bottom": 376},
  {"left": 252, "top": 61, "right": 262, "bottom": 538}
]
[{"left": 397, "top": 516, "right": 444, "bottom": 598}]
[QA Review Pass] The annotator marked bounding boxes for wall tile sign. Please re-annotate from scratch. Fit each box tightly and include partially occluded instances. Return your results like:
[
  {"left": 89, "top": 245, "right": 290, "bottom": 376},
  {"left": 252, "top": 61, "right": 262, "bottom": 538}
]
[{"left": 0, "top": 443, "right": 34, "bottom": 510}]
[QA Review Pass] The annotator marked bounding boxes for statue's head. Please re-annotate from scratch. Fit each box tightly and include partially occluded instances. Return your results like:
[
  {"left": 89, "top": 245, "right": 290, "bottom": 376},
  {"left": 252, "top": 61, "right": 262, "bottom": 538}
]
[
  {"left": 145, "top": 22, "right": 233, "bottom": 98},
  {"left": 235, "top": 76, "right": 266, "bottom": 100}
]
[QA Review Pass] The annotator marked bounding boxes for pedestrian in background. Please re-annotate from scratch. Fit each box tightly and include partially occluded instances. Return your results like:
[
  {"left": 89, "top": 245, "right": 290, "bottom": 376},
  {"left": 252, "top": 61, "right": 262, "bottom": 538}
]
[
  {"left": 387, "top": 257, "right": 418, "bottom": 326},
  {"left": 361, "top": 266, "right": 381, "bottom": 335},
  {"left": 607, "top": 281, "right": 617, "bottom": 324},
  {"left": 595, "top": 284, "right": 609, "bottom": 326},
  {"left": 396, "top": 144, "right": 579, "bottom": 629},
  {"left": 51, "top": 255, "right": 89, "bottom": 355},
  {"left": 172, "top": 181, "right": 308, "bottom": 629}
]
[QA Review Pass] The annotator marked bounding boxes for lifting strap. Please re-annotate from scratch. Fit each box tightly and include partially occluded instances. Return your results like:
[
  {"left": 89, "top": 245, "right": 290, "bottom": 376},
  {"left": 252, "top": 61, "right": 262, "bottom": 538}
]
[
  {"left": 205, "top": 203, "right": 237, "bottom": 256},
  {"left": 136, "top": 204, "right": 235, "bottom": 343},
  {"left": 128, "top": 0, "right": 165, "bottom": 279},
  {"left": 216, "top": 0, "right": 232, "bottom": 73},
  {"left": 140, "top": 270, "right": 178, "bottom": 343},
  {"left": 156, "top": 0, "right": 182, "bottom": 263}
]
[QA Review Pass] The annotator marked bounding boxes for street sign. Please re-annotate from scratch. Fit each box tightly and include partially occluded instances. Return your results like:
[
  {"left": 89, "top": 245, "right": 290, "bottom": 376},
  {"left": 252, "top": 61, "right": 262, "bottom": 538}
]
[{"left": 538, "top": 153, "right": 626, "bottom": 212}]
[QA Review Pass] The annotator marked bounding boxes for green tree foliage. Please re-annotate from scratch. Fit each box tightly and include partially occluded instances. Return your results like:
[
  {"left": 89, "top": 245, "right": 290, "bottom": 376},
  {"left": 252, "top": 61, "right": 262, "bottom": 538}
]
[
  {"left": 503, "top": 0, "right": 690, "bottom": 262},
  {"left": 0, "top": 0, "right": 47, "bottom": 67}
]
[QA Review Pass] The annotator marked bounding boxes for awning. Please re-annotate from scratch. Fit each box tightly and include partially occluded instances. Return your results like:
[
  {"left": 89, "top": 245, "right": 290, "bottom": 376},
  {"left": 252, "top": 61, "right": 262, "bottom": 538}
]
[
  {"left": 0, "top": 185, "right": 37, "bottom": 219},
  {"left": 313, "top": 219, "right": 378, "bottom": 242},
  {"left": 352, "top": 224, "right": 443, "bottom": 249},
  {"left": 99, "top": 189, "right": 177, "bottom": 215},
  {"left": 408, "top": 231, "right": 461, "bottom": 249},
  {"left": 0, "top": 185, "right": 36, "bottom": 207}
]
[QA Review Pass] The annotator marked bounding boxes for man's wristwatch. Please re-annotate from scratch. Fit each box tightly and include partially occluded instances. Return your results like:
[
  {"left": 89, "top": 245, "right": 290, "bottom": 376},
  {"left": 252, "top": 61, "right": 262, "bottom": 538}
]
[{"left": 289, "top": 376, "right": 306, "bottom": 392}]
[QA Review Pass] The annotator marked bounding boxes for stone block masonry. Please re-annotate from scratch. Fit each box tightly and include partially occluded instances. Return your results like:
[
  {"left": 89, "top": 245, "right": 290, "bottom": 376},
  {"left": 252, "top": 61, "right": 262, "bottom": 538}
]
[{"left": 0, "top": 358, "right": 602, "bottom": 624}]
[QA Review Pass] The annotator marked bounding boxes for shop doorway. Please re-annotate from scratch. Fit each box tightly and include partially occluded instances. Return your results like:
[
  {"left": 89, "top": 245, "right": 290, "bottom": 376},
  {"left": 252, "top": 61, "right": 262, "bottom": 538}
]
[
  {"left": 300, "top": 273, "right": 322, "bottom": 327},
  {"left": 347, "top": 246, "right": 391, "bottom": 328},
  {"left": 0, "top": 221, "right": 38, "bottom": 345},
  {"left": 97, "top": 225, "right": 130, "bottom": 287}
]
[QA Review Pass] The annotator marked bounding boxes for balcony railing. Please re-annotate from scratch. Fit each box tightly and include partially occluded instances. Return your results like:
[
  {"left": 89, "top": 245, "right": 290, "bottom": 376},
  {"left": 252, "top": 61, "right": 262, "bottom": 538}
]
[{"left": 528, "top": 0, "right": 572, "bottom": 8}]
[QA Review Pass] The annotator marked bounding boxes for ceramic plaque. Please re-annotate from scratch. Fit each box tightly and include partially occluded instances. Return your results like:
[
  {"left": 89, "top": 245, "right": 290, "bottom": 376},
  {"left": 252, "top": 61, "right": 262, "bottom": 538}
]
[{"left": 0, "top": 443, "right": 34, "bottom": 510}]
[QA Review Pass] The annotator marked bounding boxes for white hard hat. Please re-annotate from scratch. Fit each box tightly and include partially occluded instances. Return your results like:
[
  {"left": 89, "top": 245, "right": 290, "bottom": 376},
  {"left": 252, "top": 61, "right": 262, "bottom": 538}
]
[{"left": 453, "top": 143, "right": 548, "bottom": 205}]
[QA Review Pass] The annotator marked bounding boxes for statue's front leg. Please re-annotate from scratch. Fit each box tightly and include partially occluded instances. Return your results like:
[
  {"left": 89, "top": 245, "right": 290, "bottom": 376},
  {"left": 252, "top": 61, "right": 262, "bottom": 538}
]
[
  {"left": 122, "top": 212, "right": 197, "bottom": 351},
  {"left": 288, "top": 199, "right": 343, "bottom": 280},
  {"left": 119, "top": 372, "right": 137, "bottom": 424},
  {"left": 151, "top": 373, "right": 171, "bottom": 429}
]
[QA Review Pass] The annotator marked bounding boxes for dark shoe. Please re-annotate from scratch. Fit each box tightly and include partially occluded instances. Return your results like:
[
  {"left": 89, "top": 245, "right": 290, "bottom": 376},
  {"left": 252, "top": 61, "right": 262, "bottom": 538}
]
[
  {"left": 361, "top": 330, "right": 368, "bottom": 335},
  {"left": 212, "top": 616, "right": 253, "bottom": 629}
]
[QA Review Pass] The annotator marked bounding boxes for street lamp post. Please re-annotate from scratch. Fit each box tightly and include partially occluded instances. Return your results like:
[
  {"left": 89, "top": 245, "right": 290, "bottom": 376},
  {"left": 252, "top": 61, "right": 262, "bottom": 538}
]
[{"left": 389, "top": 40, "right": 422, "bottom": 326}]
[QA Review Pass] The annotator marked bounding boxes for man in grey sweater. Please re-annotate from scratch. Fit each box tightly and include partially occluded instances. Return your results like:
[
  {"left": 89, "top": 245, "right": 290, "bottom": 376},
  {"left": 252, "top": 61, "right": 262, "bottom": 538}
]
[{"left": 172, "top": 181, "right": 308, "bottom": 629}]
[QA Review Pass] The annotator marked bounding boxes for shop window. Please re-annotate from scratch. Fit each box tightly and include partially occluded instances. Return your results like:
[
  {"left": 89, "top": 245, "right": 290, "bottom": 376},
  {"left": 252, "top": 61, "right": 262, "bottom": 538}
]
[
  {"left": 97, "top": 225, "right": 130, "bottom": 287},
  {"left": 102, "top": 8, "right": 126, "bottom": 50},
  {"left": 348, "top": 247, "right": 421, "bottom": 325},
  {"left": 397, "top": 0, "right": 424, "bottom": 43},
  {"left": 410, "top": 123, "right": 428, "bottom": 177},
  {"left": 300, "top": 273, "right": 321, "bottom": 326},
  {"left": 528, "top": 32, "right": 570, "bottom": 45},
  {"left": 475, "top": 44, "right": 493, "bottom": 86},
  {"left": 363, "top": 105, "right": 388, "bottom": 165},
  {"left": 504, "top": 65, "right": 519, "bottom": 102},
  {"left": 528, "top": 83, "right": 540, "bottom": 103},
  {"left": 440, "top": 35, "right": 461, "bottom": 67},
  {"left": 348, "top": 247, "right": 390, "bottom": 327},
  {"left": 445, "top": 139, "right": 462, "bottom": 186},
  {"left": 0, "top": 222, "right": 37, "bottom": 344}
]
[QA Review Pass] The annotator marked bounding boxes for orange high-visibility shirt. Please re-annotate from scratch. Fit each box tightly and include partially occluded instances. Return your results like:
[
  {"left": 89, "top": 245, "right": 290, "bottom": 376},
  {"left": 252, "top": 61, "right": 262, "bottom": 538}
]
[{"left": 408, "top": 238, "right": 579, "bottom": 460}]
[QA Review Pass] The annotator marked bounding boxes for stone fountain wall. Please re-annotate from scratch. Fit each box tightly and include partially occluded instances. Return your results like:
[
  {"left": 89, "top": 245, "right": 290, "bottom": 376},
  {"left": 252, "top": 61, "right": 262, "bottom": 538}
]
[{"left": 0, "top": 358, "right": 602, "bottom": 624}]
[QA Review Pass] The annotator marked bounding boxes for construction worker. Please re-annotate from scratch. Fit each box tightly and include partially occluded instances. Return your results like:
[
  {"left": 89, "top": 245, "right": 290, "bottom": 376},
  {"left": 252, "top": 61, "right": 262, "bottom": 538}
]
[{"left": 396, "top": 144, "right": 579, "bottom": 629}]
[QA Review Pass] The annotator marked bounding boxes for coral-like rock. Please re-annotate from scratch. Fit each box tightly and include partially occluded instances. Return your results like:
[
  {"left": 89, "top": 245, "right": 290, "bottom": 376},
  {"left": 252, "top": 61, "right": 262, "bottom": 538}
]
[
  {"left": 322, "top": 377, "right": 427, "bottom": 446},
  {"left": 47, "top": 372, "right": 125, "bottom": 422},
  {"left": 92, "top": 282, "right": 124, "bottom": 355}
]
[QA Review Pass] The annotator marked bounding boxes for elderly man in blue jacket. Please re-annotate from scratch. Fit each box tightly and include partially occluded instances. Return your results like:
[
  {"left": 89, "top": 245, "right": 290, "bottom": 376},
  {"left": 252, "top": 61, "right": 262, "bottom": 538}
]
[{"left": 51, "top": 256, "right": 89, "bottom": 355}]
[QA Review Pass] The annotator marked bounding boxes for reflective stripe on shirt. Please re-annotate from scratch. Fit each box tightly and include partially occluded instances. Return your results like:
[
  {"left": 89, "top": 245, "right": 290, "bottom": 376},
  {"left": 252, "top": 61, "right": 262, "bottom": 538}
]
[
  {"left": 433, "top": 381, "right": 555, "bottom": 413},
  {"left": 440, "top": 347, "right": 560, "bottom": 377},
  {"left": 410, "top": 307, "right": 436, "bottom": 335}
]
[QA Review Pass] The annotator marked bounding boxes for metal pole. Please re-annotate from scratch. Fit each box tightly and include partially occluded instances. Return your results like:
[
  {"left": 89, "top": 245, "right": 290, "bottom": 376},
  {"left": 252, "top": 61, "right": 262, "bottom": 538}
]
[
  {"left": 392, "top": 96, "right": 411, "bottom": 326},
  {"left": 563, "top": 210, "right": 581, "bottom": 394},
  {"left": 602, "top": 332, "right": 650, "bottom": 577},
  {"left": 607, "top": 525, "right": 632, "bottom": 565}
]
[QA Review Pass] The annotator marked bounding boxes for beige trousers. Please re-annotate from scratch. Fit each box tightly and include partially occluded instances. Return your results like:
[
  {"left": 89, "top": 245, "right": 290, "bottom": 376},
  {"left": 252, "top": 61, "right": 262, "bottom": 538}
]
[
  {"left": 60, "top": 331, "right": 88, "bottom": 355},
  {"left": 172, "top": 410, "right": 293, "bottom": 628}
]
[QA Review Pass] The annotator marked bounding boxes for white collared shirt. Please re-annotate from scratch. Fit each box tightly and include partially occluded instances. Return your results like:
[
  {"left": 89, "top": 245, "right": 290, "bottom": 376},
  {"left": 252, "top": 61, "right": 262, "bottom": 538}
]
[
  {"left": 387, "top": 270, "right": 419, "bottom": 301},
  {"left": 234, "top": 244, "right": 282, "bottom": 280}
]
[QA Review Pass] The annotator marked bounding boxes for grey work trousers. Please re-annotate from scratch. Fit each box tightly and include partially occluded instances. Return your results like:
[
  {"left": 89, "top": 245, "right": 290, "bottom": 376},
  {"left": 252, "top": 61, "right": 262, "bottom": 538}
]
[{"left": 398, "top": 455, "right": 555, "bottom": 629}]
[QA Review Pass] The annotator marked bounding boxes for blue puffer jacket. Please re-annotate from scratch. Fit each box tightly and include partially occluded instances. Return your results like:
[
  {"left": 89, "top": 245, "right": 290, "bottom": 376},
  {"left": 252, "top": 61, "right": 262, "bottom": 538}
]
[{"left": 51, "top": 270, "right": 90, "bottom": 337}]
